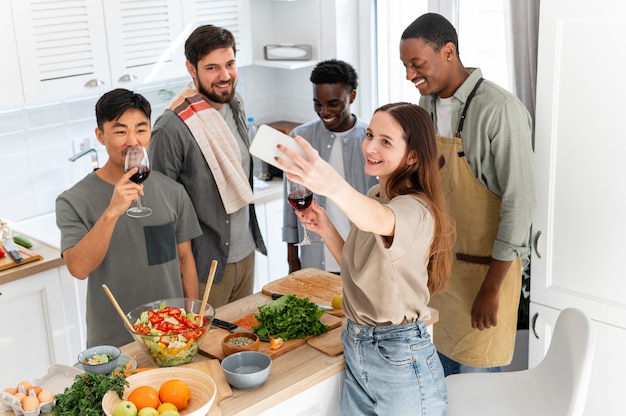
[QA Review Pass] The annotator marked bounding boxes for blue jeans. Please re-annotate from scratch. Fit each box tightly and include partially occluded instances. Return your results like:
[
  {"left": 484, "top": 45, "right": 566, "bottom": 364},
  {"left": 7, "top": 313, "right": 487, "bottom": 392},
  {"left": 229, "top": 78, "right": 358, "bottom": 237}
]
[
  {"left": 437, "top": 352, "right": 502, "bottom": 376},
  {"left": 339, "top": 320, "right": 447, "bottom": 415}
]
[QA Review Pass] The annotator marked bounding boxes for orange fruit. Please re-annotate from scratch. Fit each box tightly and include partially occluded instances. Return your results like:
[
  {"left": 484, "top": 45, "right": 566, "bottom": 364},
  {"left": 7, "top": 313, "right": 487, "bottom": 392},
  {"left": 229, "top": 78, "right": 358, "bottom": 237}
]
[
  {"left": 270, "top": 337, "right": 284, "bottom": 350},
  {"left": 158, "top": 379, "right": 191, "bottom": 410},
  {"left": 157, "top": 402, "right": 178, "bottom": 413},
  {"left": 127, "top": 385, "right": 160, "bottom": 411}
]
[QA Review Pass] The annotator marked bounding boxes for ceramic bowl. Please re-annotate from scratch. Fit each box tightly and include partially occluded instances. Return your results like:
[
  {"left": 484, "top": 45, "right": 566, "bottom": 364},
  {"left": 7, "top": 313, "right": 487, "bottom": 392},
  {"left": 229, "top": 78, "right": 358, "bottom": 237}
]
[
  {"left": 77, "top": 345, "right": 121, "bottom": 375},
  {"left": 101, "top": 367, "right": 217, "bottom": 416},
  {"left": 222, "top": 332, "right": 260, "bottom": 356},
  {"left": 221, "top": 351, "right": 272, "bottom": 389},
  {"left": 125, "top": 298, "right": 215, "bottom": 367}
]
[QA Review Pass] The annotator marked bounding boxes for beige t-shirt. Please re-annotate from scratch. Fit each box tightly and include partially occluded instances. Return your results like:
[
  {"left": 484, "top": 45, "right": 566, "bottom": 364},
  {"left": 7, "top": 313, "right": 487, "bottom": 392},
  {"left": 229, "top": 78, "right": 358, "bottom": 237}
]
[{"left": 341, "top": 185, "right": 434, "bottom": 326}]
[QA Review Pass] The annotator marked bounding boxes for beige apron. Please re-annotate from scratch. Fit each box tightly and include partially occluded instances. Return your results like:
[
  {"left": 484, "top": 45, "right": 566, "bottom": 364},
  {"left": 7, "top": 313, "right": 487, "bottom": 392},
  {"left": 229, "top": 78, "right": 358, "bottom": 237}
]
[{"left": 429, "top": 80, "right": 521, "bottom": 367}]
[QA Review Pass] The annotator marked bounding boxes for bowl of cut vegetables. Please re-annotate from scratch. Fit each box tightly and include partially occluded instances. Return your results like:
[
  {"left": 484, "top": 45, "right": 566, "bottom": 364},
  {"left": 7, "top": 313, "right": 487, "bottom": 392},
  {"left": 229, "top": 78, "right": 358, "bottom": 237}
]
[
  {"left": 126, "top": 298, "right": 215, "bottom": 367},
  {"left": 78, "top": 345, "right": 121, "bottom": 374}
]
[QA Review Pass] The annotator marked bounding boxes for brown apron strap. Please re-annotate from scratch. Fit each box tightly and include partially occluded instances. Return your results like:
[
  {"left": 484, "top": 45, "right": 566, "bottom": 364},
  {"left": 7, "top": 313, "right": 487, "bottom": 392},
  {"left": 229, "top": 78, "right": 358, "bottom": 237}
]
[
  {"left": 456, "top": 253, "right": 493, "bottom": 265},
  {"left": 455, "top": 77, "right": 484, "bottom": 138}
]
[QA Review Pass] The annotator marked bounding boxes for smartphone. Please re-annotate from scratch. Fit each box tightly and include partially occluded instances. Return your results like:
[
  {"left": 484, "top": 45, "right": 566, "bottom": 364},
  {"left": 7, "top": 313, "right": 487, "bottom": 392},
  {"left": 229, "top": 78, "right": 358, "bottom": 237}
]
[{"left": 249, "top": 124, "right": 306, "bottom": 170}]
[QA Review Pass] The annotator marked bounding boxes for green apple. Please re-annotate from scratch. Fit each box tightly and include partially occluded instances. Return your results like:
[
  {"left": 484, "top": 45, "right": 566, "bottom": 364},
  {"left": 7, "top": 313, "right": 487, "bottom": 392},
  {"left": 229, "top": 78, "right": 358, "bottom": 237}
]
[
  {"left": 159, "top": 410, "right": 181, "bottom": 416},
  {"left": 137, "top": 407, "right": 159, "bottom": 416},
  {"left": 113, "top": 400, "right": 138, "bottom": 416}
]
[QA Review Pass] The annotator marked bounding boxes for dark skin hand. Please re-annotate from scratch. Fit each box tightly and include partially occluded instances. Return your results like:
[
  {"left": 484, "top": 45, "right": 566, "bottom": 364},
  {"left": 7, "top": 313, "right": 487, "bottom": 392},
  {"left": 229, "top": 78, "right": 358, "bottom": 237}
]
[{"left": 471, "top": 259, "right": 513, "bottom": 330}]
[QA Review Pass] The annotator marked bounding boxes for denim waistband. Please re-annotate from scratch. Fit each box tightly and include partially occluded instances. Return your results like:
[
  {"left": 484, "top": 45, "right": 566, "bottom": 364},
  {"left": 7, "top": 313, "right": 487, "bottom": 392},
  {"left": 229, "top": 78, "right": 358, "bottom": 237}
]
[{"left": 345, "top": 319, "right": 428, "bottom": 340}]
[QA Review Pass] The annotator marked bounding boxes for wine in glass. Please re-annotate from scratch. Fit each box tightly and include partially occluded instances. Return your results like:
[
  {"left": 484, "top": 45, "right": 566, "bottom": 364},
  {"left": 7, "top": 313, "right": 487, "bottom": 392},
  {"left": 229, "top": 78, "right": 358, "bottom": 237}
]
[
  {"left": 287, "top": 179, "right": 319, "bottom": 246},
  {"left": 125, "top": 146, "right": 152, "bottom": 218}
]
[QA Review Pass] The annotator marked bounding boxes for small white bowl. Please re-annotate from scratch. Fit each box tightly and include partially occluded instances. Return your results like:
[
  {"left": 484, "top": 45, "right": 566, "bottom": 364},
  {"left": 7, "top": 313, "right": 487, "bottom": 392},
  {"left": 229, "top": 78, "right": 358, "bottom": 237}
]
[
  {"left": 77, "top": 345, "right": 121, "bottom": 375},
  {"left": 221, "top": 351, "right": 272, "bottom": 389}
]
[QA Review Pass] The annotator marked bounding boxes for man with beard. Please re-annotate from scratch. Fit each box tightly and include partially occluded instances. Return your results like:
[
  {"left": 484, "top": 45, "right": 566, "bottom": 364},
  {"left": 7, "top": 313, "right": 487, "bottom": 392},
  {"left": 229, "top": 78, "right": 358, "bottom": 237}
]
[
  {"left": 282, "top": 59, "right": 378, "bottom": 274},
  {"left": 150, "top": 25, "right": 266, "bottom": 308}
]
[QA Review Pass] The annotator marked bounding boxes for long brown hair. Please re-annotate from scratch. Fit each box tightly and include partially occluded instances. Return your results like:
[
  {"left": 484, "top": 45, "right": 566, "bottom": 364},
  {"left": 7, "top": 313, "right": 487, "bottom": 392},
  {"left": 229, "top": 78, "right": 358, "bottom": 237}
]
[{"left": 376, "top": 102, "right": 455, "bottom": 294}]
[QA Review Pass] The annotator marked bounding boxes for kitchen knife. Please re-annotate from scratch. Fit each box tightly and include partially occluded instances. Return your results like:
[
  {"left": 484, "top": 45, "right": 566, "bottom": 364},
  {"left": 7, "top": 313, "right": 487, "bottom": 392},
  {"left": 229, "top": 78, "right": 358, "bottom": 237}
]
[
  {"left": 2, "top": 239, "right": 23, "bottom": 264},
  {"left": 271, "top": 293, "right": 334, "bottom": 310},
  {"left": 212, "top": 318, "right": 270, "bottom": 342}
]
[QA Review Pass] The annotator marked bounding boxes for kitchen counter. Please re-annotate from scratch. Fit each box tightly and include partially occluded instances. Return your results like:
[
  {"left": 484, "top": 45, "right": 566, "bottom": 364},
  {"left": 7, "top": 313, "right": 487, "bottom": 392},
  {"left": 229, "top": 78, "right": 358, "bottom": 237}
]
[
  {"left": 0, "top": 236, "right": 63, "bottom": 286},
  {"left": 122, "top": 292, "right": 344, "bottom": 416},
  {"left": 253, "top": 177, "right": 283, "bottom": 205},
  {"left": 121, "top": 292, "right": 439, "bottom": 416}
]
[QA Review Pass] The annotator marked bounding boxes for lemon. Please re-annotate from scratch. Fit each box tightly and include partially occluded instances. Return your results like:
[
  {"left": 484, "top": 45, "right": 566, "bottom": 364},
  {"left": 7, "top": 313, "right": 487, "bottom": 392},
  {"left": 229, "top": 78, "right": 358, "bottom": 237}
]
[
  {"left": 331, "top": 294, "right": 343, "bottom": 310},
  {"left": 157, "top": 402, "right": 178, "bottom": 413}
]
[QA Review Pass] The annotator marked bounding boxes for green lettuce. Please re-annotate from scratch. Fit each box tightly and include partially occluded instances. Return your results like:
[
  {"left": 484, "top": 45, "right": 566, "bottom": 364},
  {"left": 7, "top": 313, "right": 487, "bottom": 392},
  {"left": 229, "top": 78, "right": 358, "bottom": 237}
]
[{"left": 253, "top": 294, "right": 329, "bottom": 340}]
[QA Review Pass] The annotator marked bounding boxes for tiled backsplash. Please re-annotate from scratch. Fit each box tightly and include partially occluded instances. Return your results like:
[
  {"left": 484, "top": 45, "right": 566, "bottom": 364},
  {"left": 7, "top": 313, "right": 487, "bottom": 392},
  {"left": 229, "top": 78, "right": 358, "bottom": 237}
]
[
  {"left": 0, "top": 65, "right": 314, "bottom": 223},
  {"left": 0, "top": 78, "right": 189, "bottom": 222}
]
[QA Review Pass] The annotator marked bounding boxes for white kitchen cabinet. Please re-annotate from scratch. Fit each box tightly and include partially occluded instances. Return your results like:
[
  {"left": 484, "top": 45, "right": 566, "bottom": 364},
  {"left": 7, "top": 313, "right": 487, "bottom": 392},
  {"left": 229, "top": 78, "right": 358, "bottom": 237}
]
[
  {"left": 10, "top": 0, "right": 111, "bottom": 103},
  {"left": 254, "top": 202, "right": 270, "bottom": 292},
  {"left": 9, "top": 0, "right": 251, "bottom": 104},
  {"left": 182, "top": 0, "right": 253, "bottom": 67},
  {"left": 0, "top": 268, "right": 76, "bottom": 388},
  {"left": 101, "top": 0, "right": 186, "bottom": 89},
  {"left": 0, "top": 1, "right": 24, "bottom": 108},
  {"left": 254, "top": 197, "right": 289, "bottom": 293},
  {"left": 530, "top": 0, "right": 626, "bottom": 414},
  {"left": 259, "top": 372, "right": 343, "bottom": 416},
  {"left": 57, "top": 266, "right": 88, "bottom": 359}
]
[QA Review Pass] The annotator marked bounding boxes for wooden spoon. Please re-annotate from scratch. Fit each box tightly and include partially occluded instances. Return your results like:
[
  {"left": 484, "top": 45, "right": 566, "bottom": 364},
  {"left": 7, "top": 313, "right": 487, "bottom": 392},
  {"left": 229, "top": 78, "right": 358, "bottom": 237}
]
[
  {"left": 102, "top": 284, "right": 134, "bottom": 331},
  {"left": 198, "top": 260, "right": 218, "bottom": 326}
]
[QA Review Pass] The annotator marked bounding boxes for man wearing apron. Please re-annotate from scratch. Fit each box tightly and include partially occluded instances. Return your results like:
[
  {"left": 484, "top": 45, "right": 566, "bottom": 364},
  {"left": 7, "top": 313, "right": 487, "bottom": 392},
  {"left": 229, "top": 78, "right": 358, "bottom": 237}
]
[{"left": 400, "top": 13, "right": 536, "bottom": 374}]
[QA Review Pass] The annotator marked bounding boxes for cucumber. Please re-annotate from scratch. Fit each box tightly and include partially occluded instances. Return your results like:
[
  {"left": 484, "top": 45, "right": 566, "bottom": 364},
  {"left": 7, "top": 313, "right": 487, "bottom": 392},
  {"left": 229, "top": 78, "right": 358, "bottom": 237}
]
[{"left": 13, "top": 235, "right": 33, "bottom": 248}]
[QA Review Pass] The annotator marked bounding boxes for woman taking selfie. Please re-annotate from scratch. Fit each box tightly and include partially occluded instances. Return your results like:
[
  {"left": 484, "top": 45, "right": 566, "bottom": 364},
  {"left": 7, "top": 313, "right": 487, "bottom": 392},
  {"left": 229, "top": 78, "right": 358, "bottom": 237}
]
[{"left": 276, "top": 102, "right": 454, "bottom": 415}]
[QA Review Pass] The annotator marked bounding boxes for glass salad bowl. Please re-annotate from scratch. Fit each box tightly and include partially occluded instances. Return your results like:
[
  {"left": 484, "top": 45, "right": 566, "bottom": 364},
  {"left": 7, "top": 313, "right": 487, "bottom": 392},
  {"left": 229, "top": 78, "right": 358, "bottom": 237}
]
[{"left": 126, "top": 298, "right": 215, "bottom": 367}]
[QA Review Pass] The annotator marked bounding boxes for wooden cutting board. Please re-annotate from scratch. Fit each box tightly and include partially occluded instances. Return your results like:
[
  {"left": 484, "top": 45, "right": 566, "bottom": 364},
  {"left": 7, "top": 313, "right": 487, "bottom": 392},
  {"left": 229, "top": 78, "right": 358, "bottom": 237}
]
[
  {"left": 306, "top": 320, "right": 345, "bottom": 356},
  {"left": 262, "top": 268, "right": 344, "bottom": 316},
  {"left": 199, "top": 312, "right": 342, "bottom": 361},
  {"left": 0, "top": 245, "right": 43, "bottom": 271}
]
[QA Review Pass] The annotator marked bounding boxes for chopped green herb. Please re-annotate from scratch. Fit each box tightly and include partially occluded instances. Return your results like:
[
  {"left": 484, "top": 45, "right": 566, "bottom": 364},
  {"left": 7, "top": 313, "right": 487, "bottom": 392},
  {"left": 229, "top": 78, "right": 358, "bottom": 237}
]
[
  {"left": 52, "top": 372, "right": 127, "bottom": 416},
  {"left": 253, "top": 294, "right": 329, "bottom": 340}
]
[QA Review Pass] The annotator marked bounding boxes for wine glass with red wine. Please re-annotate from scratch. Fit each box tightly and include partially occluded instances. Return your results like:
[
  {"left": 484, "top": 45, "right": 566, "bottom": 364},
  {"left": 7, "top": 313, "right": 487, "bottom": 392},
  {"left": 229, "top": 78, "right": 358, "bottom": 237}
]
[
  {"left": 287, "top": 179, "right": 319, "bottom": 246},
  {"left": 124, "top": 146, "right": 152, "bottom": 218}
]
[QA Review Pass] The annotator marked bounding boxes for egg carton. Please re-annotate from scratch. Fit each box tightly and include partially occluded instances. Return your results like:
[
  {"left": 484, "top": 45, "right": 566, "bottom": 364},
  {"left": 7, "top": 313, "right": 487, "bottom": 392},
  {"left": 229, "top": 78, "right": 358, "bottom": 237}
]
[{"left": 0, "top": 364, "right": 83, "bottom": 416}]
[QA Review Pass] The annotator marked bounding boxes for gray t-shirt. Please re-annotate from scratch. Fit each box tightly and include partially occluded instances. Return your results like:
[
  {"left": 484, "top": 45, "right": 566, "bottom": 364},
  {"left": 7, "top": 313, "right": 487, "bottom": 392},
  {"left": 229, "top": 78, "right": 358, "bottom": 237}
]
[
  {"left": 56, "top": 171, "right": 202, "bottom": 347},
  {"left": 216, "top": 104, "right": 255, "bottom": 263}
]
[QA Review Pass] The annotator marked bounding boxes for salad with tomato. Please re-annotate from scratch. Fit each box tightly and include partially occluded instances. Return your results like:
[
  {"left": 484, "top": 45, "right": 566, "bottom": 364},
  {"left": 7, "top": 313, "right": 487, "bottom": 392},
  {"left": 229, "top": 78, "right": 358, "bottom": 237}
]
[{"left": 131, "top": 301, "right": 207, "bottom": 367}]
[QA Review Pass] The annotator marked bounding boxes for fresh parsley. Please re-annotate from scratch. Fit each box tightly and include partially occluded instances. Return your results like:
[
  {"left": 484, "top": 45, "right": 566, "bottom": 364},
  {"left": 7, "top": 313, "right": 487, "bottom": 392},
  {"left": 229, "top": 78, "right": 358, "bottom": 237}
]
[
  {"left": 52, "top": 372, "right": 127, "bottom": 416},
  {"left": 253, "top": 294, "right": 329, "bottom": 340}
]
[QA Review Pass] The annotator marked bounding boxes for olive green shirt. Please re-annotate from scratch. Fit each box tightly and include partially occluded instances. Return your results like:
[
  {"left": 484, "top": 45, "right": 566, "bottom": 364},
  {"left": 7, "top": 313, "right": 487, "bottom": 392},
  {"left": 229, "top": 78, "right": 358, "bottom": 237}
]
[{"left": 419, "top": 68, "right": 536, "bottom": 262}]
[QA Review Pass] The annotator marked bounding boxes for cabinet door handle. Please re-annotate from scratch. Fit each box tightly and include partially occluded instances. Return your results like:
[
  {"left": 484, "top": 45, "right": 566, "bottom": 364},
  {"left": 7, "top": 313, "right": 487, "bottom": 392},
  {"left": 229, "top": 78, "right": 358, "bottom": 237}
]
[
  {"left": 118, "top": 74, "right": 138, "bottom": 83},
  {"left": 533, "top": 230, "right": 542, "bottom": 259},
  {"left": 531, "top": 312, "right": 542, "bottom": 339},
  {"left": 84, "top": 79, "right": 105, "bottom": 88}
]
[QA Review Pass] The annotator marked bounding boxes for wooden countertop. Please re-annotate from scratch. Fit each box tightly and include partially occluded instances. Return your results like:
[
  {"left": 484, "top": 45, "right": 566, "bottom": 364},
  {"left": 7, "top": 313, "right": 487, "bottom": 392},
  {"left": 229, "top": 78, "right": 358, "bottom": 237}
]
[
  {"left": 121, "top": 292, "right": 438, "bottom": 416},
  {"left": 0, "top": 237, "right": 63, "bottom": 286},
  {"left": 0, "top": 289, "right": 437, "bottom": 416},
  {"left": 120, "top": 293, "right": 346, "bottom": 416}
]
